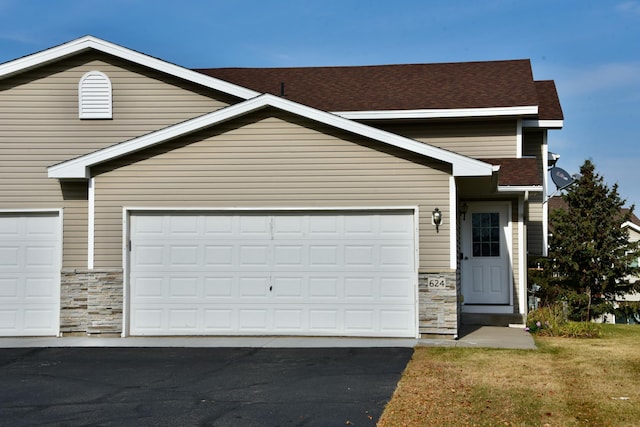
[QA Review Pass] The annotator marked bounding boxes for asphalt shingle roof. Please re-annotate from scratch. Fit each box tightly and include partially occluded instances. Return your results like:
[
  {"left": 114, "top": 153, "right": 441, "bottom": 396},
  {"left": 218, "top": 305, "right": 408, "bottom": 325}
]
[
  {"left": 195, "top": 59, "right": 562, "bottom": 119},
  {"left": 485, "top": 158, "right": 542, "bottom": 187}
]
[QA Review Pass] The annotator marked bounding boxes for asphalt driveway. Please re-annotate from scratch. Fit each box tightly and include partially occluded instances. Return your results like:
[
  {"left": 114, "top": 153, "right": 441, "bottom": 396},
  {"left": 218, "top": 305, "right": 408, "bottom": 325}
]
[{"left": 0, "top": 347, "right": 412, "bottom": 426}]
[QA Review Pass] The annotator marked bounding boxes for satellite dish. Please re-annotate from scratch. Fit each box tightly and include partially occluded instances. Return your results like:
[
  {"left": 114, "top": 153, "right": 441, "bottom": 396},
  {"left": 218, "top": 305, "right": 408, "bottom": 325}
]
[{"left": 550, "top": 166, "right": 575, "bottom": 190}]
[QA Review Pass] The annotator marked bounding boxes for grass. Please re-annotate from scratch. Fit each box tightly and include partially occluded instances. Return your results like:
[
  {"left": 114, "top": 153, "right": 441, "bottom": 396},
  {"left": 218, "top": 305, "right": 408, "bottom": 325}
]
[{"left": 378, "top": 324, "right": 640, "bottom": 426}]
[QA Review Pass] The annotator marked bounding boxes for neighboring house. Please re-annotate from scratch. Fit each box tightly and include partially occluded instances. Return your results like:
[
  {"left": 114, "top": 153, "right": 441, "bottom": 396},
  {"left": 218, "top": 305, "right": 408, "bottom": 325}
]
[
  {"left": 0, "top": 36, "right": 563, "bottom": 338},
  {"left": 618, "top": 213, "right": 640, "bottom": 323},
  {"left": 547, "top": 197, "right": 640, "bottom": 324}
]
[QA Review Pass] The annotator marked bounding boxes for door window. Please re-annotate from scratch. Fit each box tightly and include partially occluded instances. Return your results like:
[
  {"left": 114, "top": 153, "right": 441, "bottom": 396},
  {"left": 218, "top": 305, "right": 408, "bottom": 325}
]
[{"left": 472, "top": 212, "right": 500, "bottom": 257}]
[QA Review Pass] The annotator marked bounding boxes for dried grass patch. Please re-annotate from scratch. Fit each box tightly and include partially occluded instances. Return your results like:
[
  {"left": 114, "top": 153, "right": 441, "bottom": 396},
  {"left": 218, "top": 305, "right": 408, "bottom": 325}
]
[{"left": 378, "top": 325, "right": 640, "bottom": 426}]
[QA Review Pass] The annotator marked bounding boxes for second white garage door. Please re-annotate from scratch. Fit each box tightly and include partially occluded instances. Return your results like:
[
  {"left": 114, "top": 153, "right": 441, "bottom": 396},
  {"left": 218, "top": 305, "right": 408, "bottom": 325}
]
[{"left": 129, "top": 210, "right": 417, "bottom": 337}]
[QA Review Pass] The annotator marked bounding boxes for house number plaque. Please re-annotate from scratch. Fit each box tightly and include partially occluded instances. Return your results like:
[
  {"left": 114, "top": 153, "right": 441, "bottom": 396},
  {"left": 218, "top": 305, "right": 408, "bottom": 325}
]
[{"left": 426, "top": 275, "right": 447, "bottom": 288}]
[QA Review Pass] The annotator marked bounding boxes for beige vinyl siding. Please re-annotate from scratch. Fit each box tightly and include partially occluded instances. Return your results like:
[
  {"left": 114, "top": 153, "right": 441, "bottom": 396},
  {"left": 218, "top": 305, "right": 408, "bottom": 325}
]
[
  {"left": 375, "top": 120, "right": 518, "bottom": 158},
  {"left": 523, "top": 130, "right": 546, "bottom": 255},
  {"left": 93, "top": 109, "right": 453, "bottom": 271},
  {"left": 0, "top": 52, "right": 236, "bottom": 267}
]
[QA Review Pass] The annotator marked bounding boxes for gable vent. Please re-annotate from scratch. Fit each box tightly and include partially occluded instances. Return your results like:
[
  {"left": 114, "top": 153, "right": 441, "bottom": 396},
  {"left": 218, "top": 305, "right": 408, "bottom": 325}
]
[{"left": 79, "top": 71, "right": 112, "bottom": 119}]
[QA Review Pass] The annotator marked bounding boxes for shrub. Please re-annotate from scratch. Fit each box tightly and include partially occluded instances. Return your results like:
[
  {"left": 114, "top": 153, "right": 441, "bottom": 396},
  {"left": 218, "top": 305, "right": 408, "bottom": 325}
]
[{"left": 526, "top": 304, "right": 602, "bottom": 338}]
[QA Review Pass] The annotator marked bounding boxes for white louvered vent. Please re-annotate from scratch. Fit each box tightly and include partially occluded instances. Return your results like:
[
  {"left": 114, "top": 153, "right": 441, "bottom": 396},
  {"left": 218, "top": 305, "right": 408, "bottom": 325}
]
[{"left": 78, "top": 71, "right": 112, "bottom": 119}]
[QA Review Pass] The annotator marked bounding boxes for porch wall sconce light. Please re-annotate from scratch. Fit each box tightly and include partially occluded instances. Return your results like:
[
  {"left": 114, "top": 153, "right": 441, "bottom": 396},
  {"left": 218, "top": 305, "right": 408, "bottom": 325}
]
[
  {"left": 432, "top": 207, "right": 443, "bottom": 232},
  {"left": 460, "top": 202, "right": 468, "bottom": 221}
]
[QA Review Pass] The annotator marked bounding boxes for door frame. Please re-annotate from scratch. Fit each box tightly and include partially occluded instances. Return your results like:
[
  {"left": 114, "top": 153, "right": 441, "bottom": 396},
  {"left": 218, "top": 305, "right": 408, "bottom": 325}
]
[{"left": 460, "top": 201, "right": 513, "bottom": 313}]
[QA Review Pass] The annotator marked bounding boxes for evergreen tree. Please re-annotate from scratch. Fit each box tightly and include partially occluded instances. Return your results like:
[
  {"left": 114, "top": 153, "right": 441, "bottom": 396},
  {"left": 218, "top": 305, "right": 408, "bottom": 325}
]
[{"left": 542, "top": 160, "right": 640, "bottom": 320}]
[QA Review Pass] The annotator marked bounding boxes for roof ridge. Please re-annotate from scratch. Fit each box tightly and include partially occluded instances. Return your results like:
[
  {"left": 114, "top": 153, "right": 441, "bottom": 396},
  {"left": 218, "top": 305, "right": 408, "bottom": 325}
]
[{"left": 194, "top": 58, "right": 532, "bottom": 72}]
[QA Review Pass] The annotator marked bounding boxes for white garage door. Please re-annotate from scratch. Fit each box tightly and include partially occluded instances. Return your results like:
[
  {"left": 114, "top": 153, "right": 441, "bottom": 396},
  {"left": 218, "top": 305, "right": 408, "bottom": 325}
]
[
  {"left": 129, "top": 211, "right": 417, "bottom": 337},
  {"left": 0, "top": 213, "right": 60, "bottom": 336}
]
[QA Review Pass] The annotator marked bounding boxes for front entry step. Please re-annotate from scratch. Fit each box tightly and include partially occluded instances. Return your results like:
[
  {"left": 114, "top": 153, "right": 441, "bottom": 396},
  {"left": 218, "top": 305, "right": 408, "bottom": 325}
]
[{"left": 462, "top": 313, "right": 525, "bottom": 327}]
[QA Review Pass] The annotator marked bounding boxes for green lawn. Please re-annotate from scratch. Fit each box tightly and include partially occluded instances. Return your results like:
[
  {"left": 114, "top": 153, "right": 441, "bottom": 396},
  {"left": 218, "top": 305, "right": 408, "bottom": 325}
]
[{"left": 378, "top": 325, "right": 640, "bottom": 426}]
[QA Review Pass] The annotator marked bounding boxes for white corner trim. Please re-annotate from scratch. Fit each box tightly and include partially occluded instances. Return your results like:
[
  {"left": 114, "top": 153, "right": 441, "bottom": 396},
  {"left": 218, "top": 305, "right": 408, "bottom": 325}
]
[
  {"left": 0, "top": 36, "right": 259, "bottom": 100},
  {"left": 48, "top": 93, "right": 495, "bottom": 179},
  {"left": 335, "top": 105, "right": 538, "bottom": 120},
  {"left": 449, "top": 177, "right": 457, "bottom": 270},
  {"left": 88, "top": 177, "right": 95, "bottom": 269},
  {"left": 518, "top": 196, "right": 527, "bottom": 314},
  {"left": 542, "top": 131, "right": 549, "bottom": 257},
  {"left": 516, "top": 119, "right": 523, "bottom": 158},
  {"left": 522, "top": 119, "right": 564, "bottom": 129}
]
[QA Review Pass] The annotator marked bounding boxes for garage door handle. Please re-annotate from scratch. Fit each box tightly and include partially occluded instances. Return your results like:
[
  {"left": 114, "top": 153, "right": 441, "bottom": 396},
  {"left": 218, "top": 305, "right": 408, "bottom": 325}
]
[{"left": 269, "top": 285, "right": 273, "bottom": 292}]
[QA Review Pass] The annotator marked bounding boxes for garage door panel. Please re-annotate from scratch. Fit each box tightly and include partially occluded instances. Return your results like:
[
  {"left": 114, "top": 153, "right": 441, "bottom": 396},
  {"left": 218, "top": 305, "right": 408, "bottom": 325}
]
[
  {"left": 239, "top": 216, "right": 270, "bottom": 237},
  {"left": 135, "top": 245, "right": 165, "bottom": 267},
  {"left": 204, "top": 308, "right": 233, "bottom": 329},
  {"left": 272, "top": 216, "right": 304, "bottom": 238},
  {"left": 0, "top": 247, "right": 19, "bottom": 269},
  {"left": 170, "top": 245, "right": 199, "bottom": 266},
  {"left": 239, "top": 276, "right": 269, "bottom": 297},
  {"left": 0, "top": 278, "right": 19, "bottom": 298},
  {"left": 0, "top": 214, "right": 60, "bottom": 336},
  {"left": 24, "top": 245, "right": 58, "bottom": 268},
  {"left": 204, "top": 277, "right": 234, "bottom": 297},
  {"left": 0, "top": 217, "right": 20, "bottom": 235},
  {"left": 274, "top": 309, "right": 304, "bottom": 330},
  {"left": 273, "top": 276, "right": 304, "bottom": 297},
  {"left": 239, "top": 245, "right": 270, "bottom": 266},
  {"left": 381, "top": 276, "right": 415, "bottom": 298},
  {"left": 344, "top": 277, "right": 375, "bottom": 298},
  {"left": 380, "top": 245, "right": 414, "bottom": 267},
  {"left": 130, "top": 211, "right": 416, "bottom": 337},
  {"left": 308, "top": 276, "right": 339, "bottom": 298},
  {"left": 205, "top": 245, "right": 234, "bottom": 265},
  {"left": 239, "top": 309, "right": 268, "bottom": 329},
  {"left": 344, "top": 309, "right": 375, "bottom": 331}
]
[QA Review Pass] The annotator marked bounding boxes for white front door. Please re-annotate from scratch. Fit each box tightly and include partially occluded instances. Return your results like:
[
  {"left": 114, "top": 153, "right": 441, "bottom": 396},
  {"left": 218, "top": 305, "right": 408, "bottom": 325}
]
[
  {"left": 128, "top": 210, "right": 417, "bottom": 337},
  {"left": 461, "top": 202, "right": 511, "bottom": 305}
]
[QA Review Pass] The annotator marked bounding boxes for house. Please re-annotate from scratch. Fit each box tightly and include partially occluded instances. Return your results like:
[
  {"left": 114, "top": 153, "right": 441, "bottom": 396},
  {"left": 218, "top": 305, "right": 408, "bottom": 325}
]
[{"left": 0, "top": 36, "right": 563, "bottom": 338}]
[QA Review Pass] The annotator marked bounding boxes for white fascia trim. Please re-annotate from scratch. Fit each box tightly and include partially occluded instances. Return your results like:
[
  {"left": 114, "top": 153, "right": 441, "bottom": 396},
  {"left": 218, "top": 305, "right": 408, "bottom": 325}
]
[
  {"left": 497, "top": 185, "right": 543, "bottom": 193},
  {"left": 335, "top": 105, "right": 538, "bottom": 120},
  {"left": 623, "top": 221, "right": 640, "bottom": 234},
  {"left": 522, "top": 119, "right": 563, "bottom": 129},
  {"left": 0, "top": 36, "right": 259, "bottom": 100},
  {"left": 48, "top": 93, "right": 495, "bottom": 179}
]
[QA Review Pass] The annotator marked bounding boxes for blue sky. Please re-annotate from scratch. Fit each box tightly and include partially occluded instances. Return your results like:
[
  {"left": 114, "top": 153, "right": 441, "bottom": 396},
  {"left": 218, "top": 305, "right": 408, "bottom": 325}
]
[{"left": 1, "top": 0, "right": 639, "bottom": 207}]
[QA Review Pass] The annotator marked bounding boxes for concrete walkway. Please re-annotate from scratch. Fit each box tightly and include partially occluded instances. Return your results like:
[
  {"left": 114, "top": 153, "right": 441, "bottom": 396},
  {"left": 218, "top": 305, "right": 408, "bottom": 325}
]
[
  {"left": 418, "top": 325, "right": 537, "bottom": 350},
  {"left": 0, "top": 326, "right": 536, "bottom": 350}
]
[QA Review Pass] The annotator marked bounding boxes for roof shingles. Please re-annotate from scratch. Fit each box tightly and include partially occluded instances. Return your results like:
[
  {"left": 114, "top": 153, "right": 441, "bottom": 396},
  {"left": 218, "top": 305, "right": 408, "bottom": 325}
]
[
  {"left": 195, "top": 59, "right": 552, "bottom": 114},
  {"left": 485, "top": 158, "right": 542, "bottom": 187}
]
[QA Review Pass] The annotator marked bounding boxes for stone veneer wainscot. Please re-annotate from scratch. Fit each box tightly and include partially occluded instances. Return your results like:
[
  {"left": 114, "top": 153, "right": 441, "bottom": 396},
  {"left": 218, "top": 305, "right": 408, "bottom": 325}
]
[{"left": 60, "top": 269, "right": 123, "bottom": 335}]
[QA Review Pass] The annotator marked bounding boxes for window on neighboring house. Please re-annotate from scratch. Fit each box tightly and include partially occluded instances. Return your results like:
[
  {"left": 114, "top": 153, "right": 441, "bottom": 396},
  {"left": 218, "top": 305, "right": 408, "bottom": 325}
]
[{"left": 78, "top": 71, "right": 112, "bottom": 119}]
